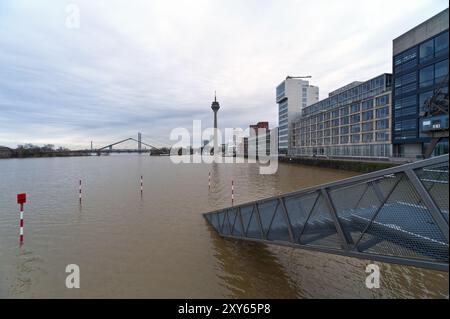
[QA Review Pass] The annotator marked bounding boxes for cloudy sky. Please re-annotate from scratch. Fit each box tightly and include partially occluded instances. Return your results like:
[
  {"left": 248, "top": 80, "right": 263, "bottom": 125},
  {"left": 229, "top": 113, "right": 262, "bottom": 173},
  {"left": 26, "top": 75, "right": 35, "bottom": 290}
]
[{"left": 0, "top": 0, "right": 448, "bottom": 149}]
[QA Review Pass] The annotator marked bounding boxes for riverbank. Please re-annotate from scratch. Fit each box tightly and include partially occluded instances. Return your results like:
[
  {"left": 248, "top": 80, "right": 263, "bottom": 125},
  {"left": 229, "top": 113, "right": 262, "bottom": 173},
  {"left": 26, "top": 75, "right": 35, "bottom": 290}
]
[
  {"left": 0, "top": 151, "right": 90, "bottom": 159},
  {"left": 279, "top": 156, "right": 401, "bottom": 173}
]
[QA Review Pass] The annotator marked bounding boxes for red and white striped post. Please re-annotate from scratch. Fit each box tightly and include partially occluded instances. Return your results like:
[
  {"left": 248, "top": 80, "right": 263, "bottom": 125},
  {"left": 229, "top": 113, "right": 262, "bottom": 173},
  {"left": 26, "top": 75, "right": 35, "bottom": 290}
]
[
  {"left": 208, "top": 172, "right": 211, "bottom": 190},
  {"left": 17, "top": 193, "right": 26, "bottom": 245},
  {"left": 79, "top": 179, "right": 82, "bottom": 203},
  {"left": 140, "top": 175, "right": 143, "bottom": 194},
  {"left": 231, "top": 180, "right": 234, "bottom": 205}
]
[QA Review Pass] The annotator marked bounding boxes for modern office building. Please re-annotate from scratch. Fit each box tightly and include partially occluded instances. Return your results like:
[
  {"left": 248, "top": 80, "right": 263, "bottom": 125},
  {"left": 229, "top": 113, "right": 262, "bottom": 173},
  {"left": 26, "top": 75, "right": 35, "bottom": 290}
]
[
  {"left": 291, "top": 74, "right": 393, "bottom": 158},
  {"left": 392, "top": 8, "right": 449, "bottom": 158},
  {"left": 248, "top": 122, "right": 271, "bottom": 156},
  {"left": 276, "top": 78, "right": 319, "bottom": 154}
]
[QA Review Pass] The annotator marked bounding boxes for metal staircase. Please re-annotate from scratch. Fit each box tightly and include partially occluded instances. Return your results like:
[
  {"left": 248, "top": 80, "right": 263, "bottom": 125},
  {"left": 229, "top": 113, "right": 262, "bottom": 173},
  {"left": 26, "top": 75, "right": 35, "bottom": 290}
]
[{"left": 204, "top": 155, "right": 449, "bottom": 271}]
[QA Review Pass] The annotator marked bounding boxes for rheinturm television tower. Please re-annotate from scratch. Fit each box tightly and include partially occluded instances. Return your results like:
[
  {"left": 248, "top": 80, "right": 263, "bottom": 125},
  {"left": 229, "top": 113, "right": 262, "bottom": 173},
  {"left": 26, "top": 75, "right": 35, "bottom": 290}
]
[{"left": 211, "top": 92, "right": 220, "bottom": 155}]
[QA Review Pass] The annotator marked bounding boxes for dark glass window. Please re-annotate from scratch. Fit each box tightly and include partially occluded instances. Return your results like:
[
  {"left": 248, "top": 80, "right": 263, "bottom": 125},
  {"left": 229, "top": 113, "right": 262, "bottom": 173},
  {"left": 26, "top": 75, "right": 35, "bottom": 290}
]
[
  {"left": 376, "top": 132, "right": 390, "bottom": 142},
  {"left": 340, "top": 107, "right": 349, "bottom": 116},
  {"left": 340, "top": 116, "right": 349, "bottom": 125},
  {"left": 362, "top": 111, "right": 374, "bottom": 121},
  {"left": 435, "top": 31, "right": 449, "bottom": 57},
  {"left": 419, "top": 91, "right": 433, "bottom": 113},
  {"left": 340, "top": 135, "right": 349, "bottom": 144},
  {"left": 351, "top": 104, "right": 360, "bottom": 113},
  {"left": 351, "top": 134, "right": 360, "bottom": 143},
  {"left": 376, "top": 119, "right": 389, "bottom": 130},
  {"left": 350, "top": 114, "right": 360, "bottom": 123},
  {"left": 419, "top": 65, "right": 434, "bottom": 88},
  {"left": 395, "top": 95, "right": 416, "bottom": 110},
  {"left": 362, "top": 122, "right": 373, "bottom": 132},
  {"left": 394, "top": 48, "right": 417, "bottom": 73},
  {"left": 340, "top": 126, "right": 349, "bottom": 135},
  {"left": 375, "top": 94, "right": 390, "bottom": 106},
  {"left": 351, "top": 124, "right": 360, "bottom": 133},
  {"left": 333, "top": 119, "right": 340, "bottom": 127},
  {"left": 376, "top": 106, "right": 389, "bottom": 118},
  {"left": 420, "top": 39, "right": 434, "bottom": 63},
  {"left": 362, "top": 99, "right": 374, "bottom": 110},
  {"left": 362, "top": 133, "right": 373, "bottom": 143},
  {"left": 332, "top": 137, "right": 339, "bottom": 145},
  {"left": 435, "top": 59, "right": 448, "bottom": 84},
  {"left": 332, "top": 110, "right": 340, "bottom": 118}
]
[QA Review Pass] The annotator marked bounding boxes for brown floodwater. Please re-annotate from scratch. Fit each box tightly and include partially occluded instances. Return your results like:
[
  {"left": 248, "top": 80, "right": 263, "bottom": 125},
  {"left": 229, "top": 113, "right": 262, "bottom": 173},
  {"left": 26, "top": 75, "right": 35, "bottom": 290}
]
[{"left": 0, "top": 155, "right": 448, "bottom": 298}]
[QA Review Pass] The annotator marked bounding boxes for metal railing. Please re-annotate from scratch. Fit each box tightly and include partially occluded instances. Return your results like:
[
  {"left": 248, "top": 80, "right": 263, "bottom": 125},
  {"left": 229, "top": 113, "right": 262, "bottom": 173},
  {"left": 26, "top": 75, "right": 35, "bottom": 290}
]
[{"left": 203, "top": 155, "right": 449, "bottom": 271}]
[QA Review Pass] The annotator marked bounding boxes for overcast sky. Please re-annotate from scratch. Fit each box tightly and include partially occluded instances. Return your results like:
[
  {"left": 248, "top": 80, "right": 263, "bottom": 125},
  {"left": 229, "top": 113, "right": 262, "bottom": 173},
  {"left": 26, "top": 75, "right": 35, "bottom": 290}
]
[{"left": 0, "top": 0, "right": 448, "bottom": 149}]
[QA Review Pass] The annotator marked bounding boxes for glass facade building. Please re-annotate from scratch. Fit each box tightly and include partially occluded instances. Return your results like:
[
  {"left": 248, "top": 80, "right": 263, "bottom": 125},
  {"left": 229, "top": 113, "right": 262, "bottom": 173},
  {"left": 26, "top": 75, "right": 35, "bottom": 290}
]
[
  {"left": 276, "top": 79, "right": 319, "bottom": 155},
  {"left": 392, "top": 9, "right": 449, "bottom": 158},
  {"left": 291, "top": 74, "right": 393, "bottom": 158}
]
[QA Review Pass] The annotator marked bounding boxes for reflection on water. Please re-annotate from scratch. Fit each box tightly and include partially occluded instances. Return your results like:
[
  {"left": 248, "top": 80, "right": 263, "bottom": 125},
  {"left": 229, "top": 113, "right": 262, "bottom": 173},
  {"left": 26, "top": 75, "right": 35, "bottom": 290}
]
[{"left": 0, "top": 155, "right": 448, "bottom": 298}]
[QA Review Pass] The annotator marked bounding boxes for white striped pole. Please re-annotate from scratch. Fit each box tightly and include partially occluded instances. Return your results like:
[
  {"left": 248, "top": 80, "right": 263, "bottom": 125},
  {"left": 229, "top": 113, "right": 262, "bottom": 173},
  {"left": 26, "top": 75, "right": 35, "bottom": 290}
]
[
  {"left": 79, "top": 179, "right": 82, "bottom": 203},
  {"left": 19, "top": 203, "right": 24, "bottom": 245},
  {"left": 17, "top": 193, "right": 26, "bottom": 245},
  {"left": 231, "top": 180, "right": 234, "bottom": 205},
  {"left": 140, "top": 175, "right": 143, "bottom": 194},
  {"left": 208, "top": 172, "right": 211, "bottom": 190}
]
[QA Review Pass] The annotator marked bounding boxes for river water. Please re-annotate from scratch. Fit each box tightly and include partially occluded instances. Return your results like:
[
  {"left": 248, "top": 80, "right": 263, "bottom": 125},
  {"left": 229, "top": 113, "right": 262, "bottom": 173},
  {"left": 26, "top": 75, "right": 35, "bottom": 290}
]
[{"left": 0, "top": 155, "right": 448, "bottom": 298}]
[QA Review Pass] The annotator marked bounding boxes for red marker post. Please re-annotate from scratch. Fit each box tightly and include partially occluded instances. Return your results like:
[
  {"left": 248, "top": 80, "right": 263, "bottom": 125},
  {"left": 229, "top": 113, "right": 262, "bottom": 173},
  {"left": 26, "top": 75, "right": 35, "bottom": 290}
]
[
  {"left": 208, "top": 172, "right": 211, "bottom": 190},
  {"left": 17, "top": 193, "right": 26, "bottom": 245},
  {"left": 140, "top": 175, "right": 143, "bottom": 194}
]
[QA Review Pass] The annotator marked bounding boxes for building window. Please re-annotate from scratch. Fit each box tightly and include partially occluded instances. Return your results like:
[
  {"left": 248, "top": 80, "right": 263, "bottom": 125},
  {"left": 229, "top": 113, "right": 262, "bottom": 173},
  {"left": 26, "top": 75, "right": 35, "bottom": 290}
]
[
  {"left": 419, "top": 65, "right": 434, "bottom": 88},
  {"left": 394, "top": 118, "right": 417, "bottom": 140},
  {"left": 362, "top": 133, "right": 374, "bottom": 143},
  {"left": 351, "top": 124, "right": 360, "bottom": 134},
  {"left": 435, "top": 59, "right": 449, "bottom": 84},
  {"left": 362, "top": 99, "right": 374, "bottom": 110},
  {"left": 332, "top": 137, "right": 339, "bottom": 145},
  {"left": 375, "top": 94, "right": 390, "bottom": 106},
  {"left": 394, "top": 95, "right": 417, "bottom": 118},
  {"left": 332, "top": 110, "right": 340, "bottom": 118},
  {"left": 419, "top": 91, "right": 433, "bottom": 113},
  {"left": 340, "top": 116, "right": 349, "bottom": 125},
  {"left": 340, "top": 135, "right": 349, "bottom": 144},
  {"left": 395, "top": 71, "right": 417, "bottom": 96},
  {"left": 340, "top": 126, "right": 349, "bottom": 135},
  {"left": 376, "top": 106, "right": 389, "bottom": 118},
  {"left": 394, "top": 47, "right": 417, "bottom": 74},
  {"left": 362, "top": 122, "right": 373, "bottom": 132},
  {"left": 351, "top": 103, "right": 360, "bottom": 113},
  {"left": 351, "top": 134, "right": 360, "bottom": 143},
  {"left": 340, "top": 107, "right": 349, "bottom": 116},
  {"left": 376, "top": 119, "right": 389, "bottom": 130},
  {"left": 350, "top": 114, "right": 360, "bottom": 124},
  {"left": 333, "top": 119, "right": 340, "bottom": 127},
  {"left": 420, "top": 39, "right": 434, "bottom": 63},
  {"left": 435, "top": 31, "right": 449, "bottom": 57},
  {"left": 376, "top": 132, "right": 390, "bottom": 142},
  {"left": 362, "top": 111, "right": 373, "bottom": 121}
]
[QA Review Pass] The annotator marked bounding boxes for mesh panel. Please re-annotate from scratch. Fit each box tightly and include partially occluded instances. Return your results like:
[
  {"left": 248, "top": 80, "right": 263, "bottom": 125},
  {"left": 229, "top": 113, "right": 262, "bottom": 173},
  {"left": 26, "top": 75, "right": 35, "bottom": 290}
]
[
  {"left": 221, "top": 210, "right": 232, "bottom": 235},
  {"left": 210, "top": 213, "right": 220, "bottom": 232},
  {"left": 415, "top": 163, "right": 449, "bottom": 224},
  {"left": 299, "top": 194, "right": 342, "bottom": 249},
  {"left": 329, "top": 177, "right": 397, "bottom": 244},
  {"left": 284, "top": 192, "right": 319, "bottom": 243},
  {"left": 358, "top": 173, "right": 448, "bottom": 262},
  {"left": 229, "top": 208, "right": 243, "bottom": 236},
  {"left": 240, "top": 204, "right": 261, "bottom": 239},
  {"left": 267, "top": 201, "right": 290, "bottom": 241},
  {"left": 217, "top": 211, "right": 225, "bottom": 233},
  {"left": 258, "top": 200, "right": 279, "bottom": 235}
]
